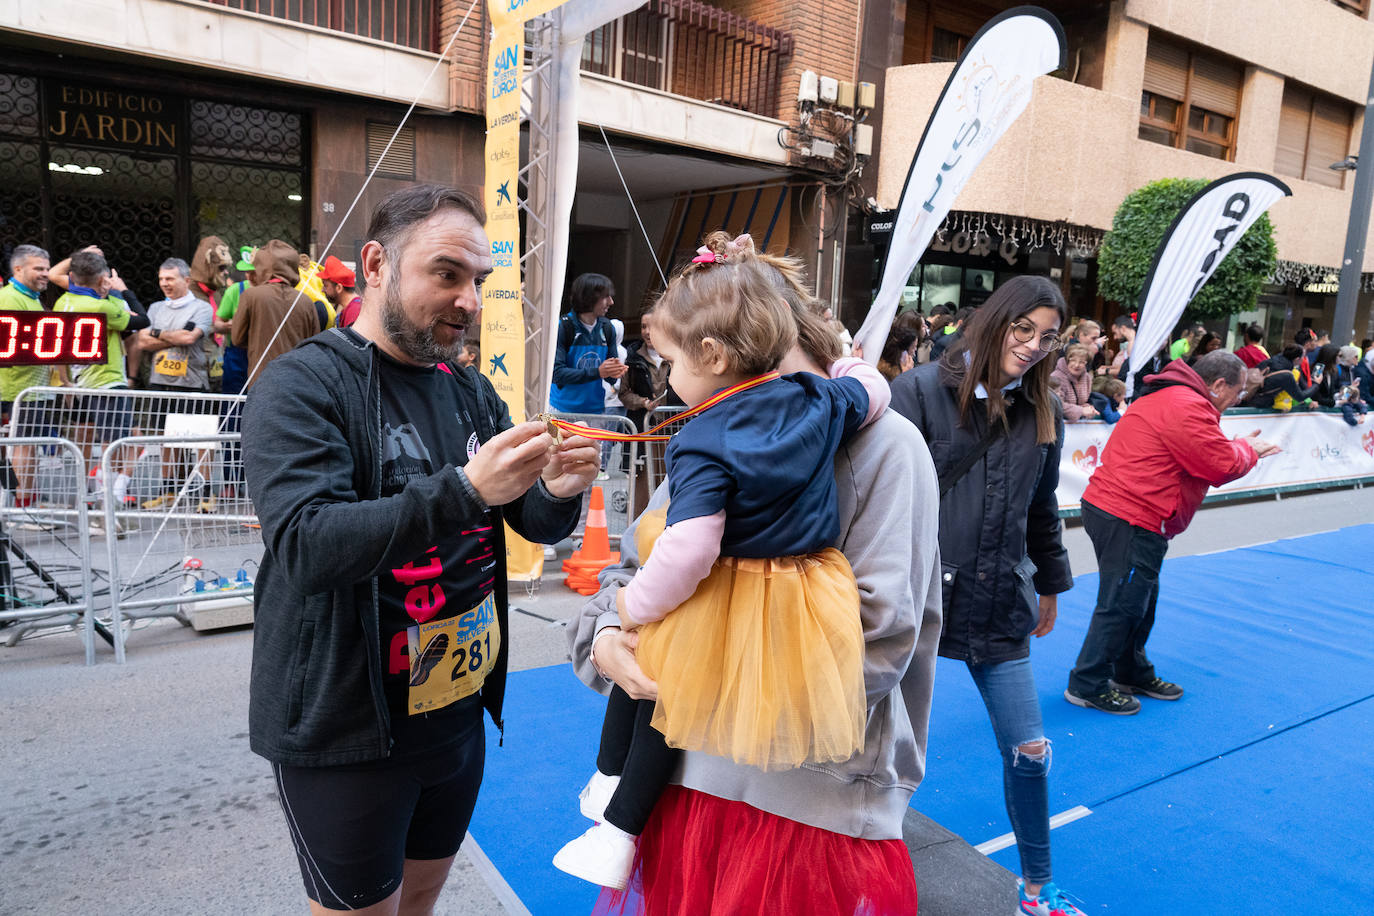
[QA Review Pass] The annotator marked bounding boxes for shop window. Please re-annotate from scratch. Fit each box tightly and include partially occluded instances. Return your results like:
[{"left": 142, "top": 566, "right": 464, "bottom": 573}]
[
  {"left": 1275, "top": 82, "right": 1354, "bottom": 189},
  {"left": 365, "top": 122, "right": 416, "bottom": 180},
  {"left": 1139, "top": 34, "right": 1241, "bottom": 161}
]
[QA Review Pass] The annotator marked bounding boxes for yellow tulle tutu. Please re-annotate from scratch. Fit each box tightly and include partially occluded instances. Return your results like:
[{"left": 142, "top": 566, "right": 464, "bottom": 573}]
[{"left": 634, "top": 548, "right": 866, "bottom": 771}]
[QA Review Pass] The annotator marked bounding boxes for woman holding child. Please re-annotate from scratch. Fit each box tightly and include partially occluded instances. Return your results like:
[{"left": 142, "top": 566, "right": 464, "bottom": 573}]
[{"left": 567, "top": 234, "right": 942, "bottom": 915}]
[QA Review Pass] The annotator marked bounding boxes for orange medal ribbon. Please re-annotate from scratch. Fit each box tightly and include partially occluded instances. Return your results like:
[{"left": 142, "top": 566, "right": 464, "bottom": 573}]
[{"left": 538, "top": 371, "right": 781, "bottom": 443}]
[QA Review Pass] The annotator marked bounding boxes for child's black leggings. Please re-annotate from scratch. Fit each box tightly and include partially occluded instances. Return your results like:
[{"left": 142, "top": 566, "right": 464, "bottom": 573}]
[{"left": 596, "top": 684, "right": 679, "bottom": 835}]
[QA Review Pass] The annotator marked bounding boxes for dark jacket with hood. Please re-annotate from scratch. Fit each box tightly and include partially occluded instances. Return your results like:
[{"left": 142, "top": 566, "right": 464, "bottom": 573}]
[
  {"left": 244, "top": 329, "right": 581, "bottom": 766},
  {"left": 889, "top": 360, "right": 1072, "bottom": 664},
  {"left": 234, "top": 239, "right": 324, "bottom": 388},
  {"left": 1249, "top": 352, "right": 1319, "bottom": 410}
]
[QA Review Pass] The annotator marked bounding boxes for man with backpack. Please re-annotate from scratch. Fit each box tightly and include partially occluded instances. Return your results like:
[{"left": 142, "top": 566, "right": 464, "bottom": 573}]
[{"left": 549, "top": 272, "right": 625, "bottom": 414}]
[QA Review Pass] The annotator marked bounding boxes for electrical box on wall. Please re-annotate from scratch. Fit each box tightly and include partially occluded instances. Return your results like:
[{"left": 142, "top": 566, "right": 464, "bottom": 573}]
[
  {"left": 836, "top": 81, "right": 855, "bottom": 109},
  {"left": 798, "top": 70, "right": 819, "bottom": 104},
  {"left": 818, "top": 76, "right": 839, "bottom": 104},
  {"left": 854, "top": 124, "right": 873, "bottom": 157},
  {"left": 810, "top": 139, "right": 837, "bottom": 159},
  {"left": 857, "top": 81, "right": 876, "bottom": 110}
]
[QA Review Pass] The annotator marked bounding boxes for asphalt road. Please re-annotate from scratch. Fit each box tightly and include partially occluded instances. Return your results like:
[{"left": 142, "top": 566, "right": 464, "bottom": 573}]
[{"left": 2, "top": 484, "right": 1370, "bottom": 915}]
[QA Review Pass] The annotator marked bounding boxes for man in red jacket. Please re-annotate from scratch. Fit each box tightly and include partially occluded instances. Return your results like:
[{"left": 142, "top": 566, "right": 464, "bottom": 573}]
[{"left": 1065, "top": 351, "right": 1280, "bottom": 714}]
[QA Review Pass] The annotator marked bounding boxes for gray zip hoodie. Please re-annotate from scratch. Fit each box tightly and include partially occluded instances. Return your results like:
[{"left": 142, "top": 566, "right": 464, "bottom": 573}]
[{"left": 568, "top": 409, "right": 943, "bottom": 840}]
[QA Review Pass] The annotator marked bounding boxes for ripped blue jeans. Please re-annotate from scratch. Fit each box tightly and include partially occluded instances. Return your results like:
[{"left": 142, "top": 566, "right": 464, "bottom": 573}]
[{"left": 967, "top": 655, "right": 1053, "bottom": 884}]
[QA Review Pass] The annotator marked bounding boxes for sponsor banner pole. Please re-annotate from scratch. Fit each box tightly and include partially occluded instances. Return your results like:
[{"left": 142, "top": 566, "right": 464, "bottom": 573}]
[
  {"left": 853, "top": 6, "right": 1066, "bottom": 361},
  {"left": 484, "top": 0, "right": 567, "bottom": 580},
  {"left": 1128, "top": 172, "right": 1292, "bottom": 394}
]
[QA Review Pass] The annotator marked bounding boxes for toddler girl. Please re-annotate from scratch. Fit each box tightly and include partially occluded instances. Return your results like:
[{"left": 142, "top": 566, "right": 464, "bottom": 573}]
[{"left": 552, "top": 233, "right": 889, "bottom": 889}]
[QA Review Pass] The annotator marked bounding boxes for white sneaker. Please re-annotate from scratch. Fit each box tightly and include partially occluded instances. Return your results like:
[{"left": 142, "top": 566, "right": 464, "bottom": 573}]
[
  {"left": 551, "top": 822, "right": 636, "bottom": 890},
  {"left": 578, "top": 770, "right": 621, "bottom": 823}
]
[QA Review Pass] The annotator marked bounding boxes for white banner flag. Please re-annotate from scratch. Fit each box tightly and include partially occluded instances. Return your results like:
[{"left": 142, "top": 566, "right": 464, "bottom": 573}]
[
  {"left": 1128, "top": 172, "right": 1292, "bottom": 391},
  {"left": 854, "top": 6, "right": 1065, "bottom": 360}
]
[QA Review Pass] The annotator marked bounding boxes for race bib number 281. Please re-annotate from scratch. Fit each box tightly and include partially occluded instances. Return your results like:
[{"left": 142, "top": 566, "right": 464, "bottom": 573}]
[{"left": 406, "top": 592, "right": 499, "bottom": 715}]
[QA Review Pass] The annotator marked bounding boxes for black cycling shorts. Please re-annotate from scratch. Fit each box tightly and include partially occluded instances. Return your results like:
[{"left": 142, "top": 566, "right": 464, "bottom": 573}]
[{"left": 272, "top": 722, "right": 485, "bottom": 910}]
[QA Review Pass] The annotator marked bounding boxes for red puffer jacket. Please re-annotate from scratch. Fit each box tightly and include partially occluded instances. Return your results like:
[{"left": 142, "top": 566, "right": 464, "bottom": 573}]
[{"left": 1083, "top": 360, "right": 1257, "bottom": 538}]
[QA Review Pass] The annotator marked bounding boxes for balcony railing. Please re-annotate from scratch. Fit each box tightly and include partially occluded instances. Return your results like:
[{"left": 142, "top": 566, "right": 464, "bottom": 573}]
[
  {"left": 581, "top": 0, "right": 793, "bottom": 118},
  {"left": 204, "top": 0, "right": 439, "bottom": 53}
]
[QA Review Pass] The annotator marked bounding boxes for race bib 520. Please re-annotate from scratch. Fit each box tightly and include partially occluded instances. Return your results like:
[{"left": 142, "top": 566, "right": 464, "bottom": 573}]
[{"left": 154, "top": 349, "right": 188, "bottom": 377}]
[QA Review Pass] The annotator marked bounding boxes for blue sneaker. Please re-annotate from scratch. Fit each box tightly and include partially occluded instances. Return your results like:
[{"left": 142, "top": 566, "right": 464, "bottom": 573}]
[{"left": 1018, "top": 879, "right": 1087, "bottom": 916}]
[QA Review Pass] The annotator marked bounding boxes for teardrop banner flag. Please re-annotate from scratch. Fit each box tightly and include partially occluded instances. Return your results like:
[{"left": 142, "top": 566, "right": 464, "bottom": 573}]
[
  {"left": 1128, "top": 172, "right": 1292, "bottom": 394},
  {"left": 853, "top": 6, "right": 1066, "bottom": 361}
]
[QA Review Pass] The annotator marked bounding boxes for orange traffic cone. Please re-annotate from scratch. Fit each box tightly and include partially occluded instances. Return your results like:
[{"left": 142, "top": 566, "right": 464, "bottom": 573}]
[{"left": 563, "top": 486, "right": 619, "bottom": 595}]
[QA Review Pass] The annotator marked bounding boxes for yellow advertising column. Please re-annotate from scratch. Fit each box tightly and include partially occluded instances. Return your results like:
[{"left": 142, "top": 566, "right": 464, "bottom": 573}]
[{"left": 483, "top": 0, "right": 568, "bottom": 581}]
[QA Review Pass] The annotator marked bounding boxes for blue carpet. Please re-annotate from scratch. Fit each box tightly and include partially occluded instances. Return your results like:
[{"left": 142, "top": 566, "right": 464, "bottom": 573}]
[{"left": 469, "top": 524, "right": 1374, "bottom": 915}]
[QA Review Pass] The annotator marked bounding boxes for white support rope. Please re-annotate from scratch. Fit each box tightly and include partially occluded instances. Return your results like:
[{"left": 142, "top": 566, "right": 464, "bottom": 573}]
[
  {"left": 598, "top": 124, "right": 668, "bottom": 288},
  {"left": 121, "top": 0, "right": 481, "bottom": 591}
]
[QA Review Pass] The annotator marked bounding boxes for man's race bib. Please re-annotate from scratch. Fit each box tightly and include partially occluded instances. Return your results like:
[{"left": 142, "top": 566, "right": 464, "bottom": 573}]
[
  {"left": 154, "top": 348, "right": 188, "bottom": 378},
  {"left": 406, "top": 592, "right": 499, "bottom": 714}
]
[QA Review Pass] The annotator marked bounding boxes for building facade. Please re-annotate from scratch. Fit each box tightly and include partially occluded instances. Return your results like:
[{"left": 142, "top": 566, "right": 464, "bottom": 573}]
[
  {"left": 859, "top": 0, "right": 1374, "bottom": 348},
  {"left": 0, "top": 0, "right": 867, "bottom": 339}
]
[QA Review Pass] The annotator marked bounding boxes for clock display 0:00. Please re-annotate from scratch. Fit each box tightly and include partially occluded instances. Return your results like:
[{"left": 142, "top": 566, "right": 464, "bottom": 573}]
[{"left": 0, "top": 310, "right": 108, "bottom": 366}]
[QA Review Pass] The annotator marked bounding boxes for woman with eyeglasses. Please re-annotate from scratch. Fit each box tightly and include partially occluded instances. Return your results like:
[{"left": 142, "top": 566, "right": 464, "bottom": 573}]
[{"left": 889, "top": 275, "right": 1086, "bottom": 916}]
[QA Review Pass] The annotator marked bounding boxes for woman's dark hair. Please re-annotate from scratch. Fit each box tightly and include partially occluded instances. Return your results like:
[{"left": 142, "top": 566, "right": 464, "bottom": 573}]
[
  {"left": 877, "top": 324, "right": 920, "bottom": 381},
  {"left": 570, "top": 273, "right": 614, "bottom": 315},
  {"left": 940, "top": 274, "right": 1066, "bottom": 444},
  {"left": 1187, "top": 332, "right": 1220, "bottom": 364},
  {"left": 1280, "top": 344, "right": 1304, "bottom": 361},
  {"left": 1314, "top": 343, "right": 1340, "bottom": 378}
]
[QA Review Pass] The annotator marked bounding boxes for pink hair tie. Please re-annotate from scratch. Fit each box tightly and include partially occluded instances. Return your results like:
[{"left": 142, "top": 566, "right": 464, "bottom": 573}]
[{"left": 691, "top": 246, "right": 721, "bottom": 264}]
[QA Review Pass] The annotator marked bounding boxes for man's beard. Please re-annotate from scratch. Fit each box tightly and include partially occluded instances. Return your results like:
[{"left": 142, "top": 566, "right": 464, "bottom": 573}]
[{"left": 379, "top": 271, "right": 467, "bottom": 365}]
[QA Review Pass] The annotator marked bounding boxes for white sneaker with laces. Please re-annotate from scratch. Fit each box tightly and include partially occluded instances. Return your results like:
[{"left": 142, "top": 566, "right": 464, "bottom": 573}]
[
  {"left": 578, "top": 770, "right": 621, "bottom": 823},
  {"left": 552, "top": 822, "right": 636, "bottom": 890}
]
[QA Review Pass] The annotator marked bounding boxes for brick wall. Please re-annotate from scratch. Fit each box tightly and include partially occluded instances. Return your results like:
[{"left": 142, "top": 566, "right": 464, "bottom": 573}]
[
  {"left": 725, "top": 0, "right": 861, "bottom": 122},
  {"left": 441, "top": 0, "right": 489, "bottom": 113}
]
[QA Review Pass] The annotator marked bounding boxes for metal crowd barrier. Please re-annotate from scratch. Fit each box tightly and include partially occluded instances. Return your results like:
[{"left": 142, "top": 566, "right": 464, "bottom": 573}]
[
  {"left": 640, "top": 405, "right": 688, "bottom": 494},
  {"left": 98, "top": 433, "right": 259, "bottom": 664},
  {"left": 0, "top": 436, "right": 99, "bottom": 664},
  {"left": 6, "top": 386, "right": 256, "bottom": 663},
  {"left": 551, "top": 411, "right": 640, "bottom": 544}
]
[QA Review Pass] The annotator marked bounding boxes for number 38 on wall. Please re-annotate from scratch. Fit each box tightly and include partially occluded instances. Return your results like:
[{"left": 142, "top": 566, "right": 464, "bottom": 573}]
[{"left": 0, "top": 311, "right": 107, "bottom": 366}]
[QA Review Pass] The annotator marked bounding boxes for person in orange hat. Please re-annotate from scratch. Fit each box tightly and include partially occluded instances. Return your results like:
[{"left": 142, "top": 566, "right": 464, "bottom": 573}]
[{"left": 318, "top": 255, "right": 362, "bottom": 328}]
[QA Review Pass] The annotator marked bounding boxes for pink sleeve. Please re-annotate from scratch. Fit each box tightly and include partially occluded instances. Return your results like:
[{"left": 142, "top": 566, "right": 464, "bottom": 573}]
[
  {"left": 621, "top": 511, "right": 725, "bottom": 625},
  {"left": 828, "top": 357, "right": 890, "bottom": 427}
]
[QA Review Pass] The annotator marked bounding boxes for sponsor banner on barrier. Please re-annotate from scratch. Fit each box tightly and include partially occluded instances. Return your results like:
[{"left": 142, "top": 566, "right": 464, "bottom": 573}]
[{"left": 1059, "top": 410, "right": 1374, "bottom": 511}]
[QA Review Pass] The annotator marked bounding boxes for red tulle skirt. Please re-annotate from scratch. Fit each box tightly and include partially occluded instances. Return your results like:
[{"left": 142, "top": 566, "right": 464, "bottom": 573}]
[{"left": 590, "top": 785, "right": 919, "bottom": 916}]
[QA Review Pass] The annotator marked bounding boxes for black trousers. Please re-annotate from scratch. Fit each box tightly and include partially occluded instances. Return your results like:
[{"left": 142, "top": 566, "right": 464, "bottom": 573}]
[
  {"left": 596, "top": 685, "right": 678, "bottom": 835},
  {"left": 1067, "top": 500, "right": 1170, "bottom": 697}
]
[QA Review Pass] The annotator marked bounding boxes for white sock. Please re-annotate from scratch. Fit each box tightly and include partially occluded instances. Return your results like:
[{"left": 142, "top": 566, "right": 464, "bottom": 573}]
[{"left": 598, "top": 822, "right": 636, "bottom": 841}]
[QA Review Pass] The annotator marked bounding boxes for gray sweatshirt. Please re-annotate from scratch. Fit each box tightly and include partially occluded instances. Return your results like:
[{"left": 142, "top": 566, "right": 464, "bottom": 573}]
[{"left": 567, "top": 409, "right": 943, "bottom": 840}]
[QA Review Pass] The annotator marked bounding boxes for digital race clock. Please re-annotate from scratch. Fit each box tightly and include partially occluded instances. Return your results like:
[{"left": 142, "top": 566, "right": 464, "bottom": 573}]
[{"left": 0, "top": 310, "right": 108, "bottom": 366}]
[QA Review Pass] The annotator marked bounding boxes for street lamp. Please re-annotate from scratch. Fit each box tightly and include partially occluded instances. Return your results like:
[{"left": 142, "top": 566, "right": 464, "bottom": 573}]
[{"left": 1331, "top": 59, "right": 1374, "bottom": 347}]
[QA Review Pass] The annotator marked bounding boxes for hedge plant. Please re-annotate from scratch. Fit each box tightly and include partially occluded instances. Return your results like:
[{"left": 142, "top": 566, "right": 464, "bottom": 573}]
[{"left": 1097, "top": 177, "right": 1278, "bottom": 322}]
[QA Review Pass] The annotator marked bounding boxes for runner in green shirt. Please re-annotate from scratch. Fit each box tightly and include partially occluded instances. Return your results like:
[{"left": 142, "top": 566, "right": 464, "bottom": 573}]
[{"left": 0, "top": 244, "right": 54, "bottom": 504}]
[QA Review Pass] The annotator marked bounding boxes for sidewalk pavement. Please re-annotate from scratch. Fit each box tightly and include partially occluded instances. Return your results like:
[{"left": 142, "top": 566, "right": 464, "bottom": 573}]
[{"left": 4, "top": 485, "right": 1371, "bottom": 914}]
